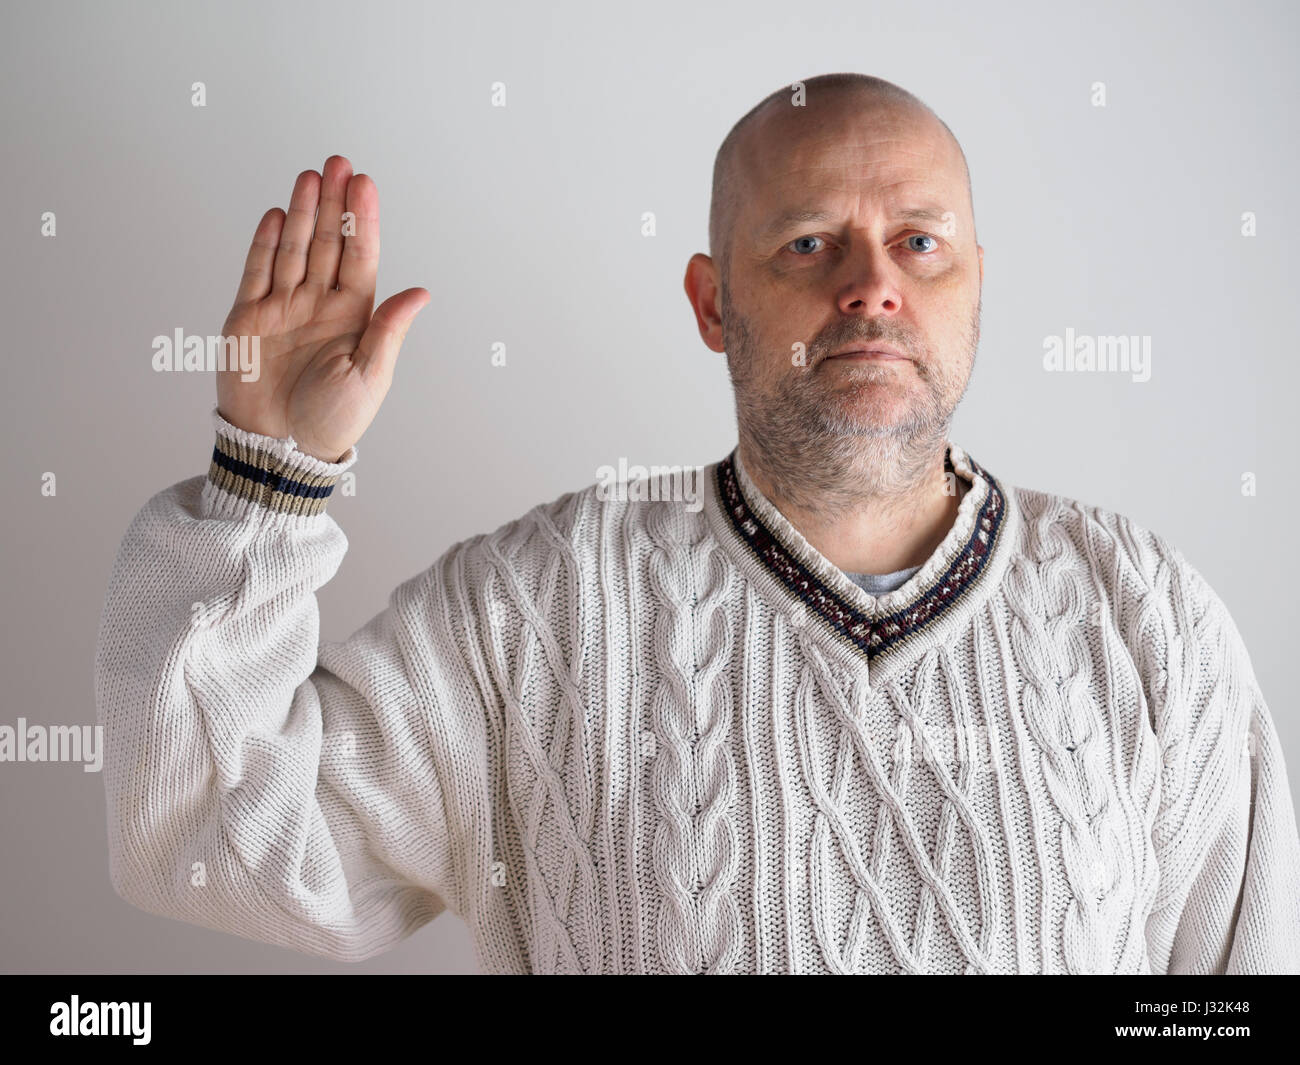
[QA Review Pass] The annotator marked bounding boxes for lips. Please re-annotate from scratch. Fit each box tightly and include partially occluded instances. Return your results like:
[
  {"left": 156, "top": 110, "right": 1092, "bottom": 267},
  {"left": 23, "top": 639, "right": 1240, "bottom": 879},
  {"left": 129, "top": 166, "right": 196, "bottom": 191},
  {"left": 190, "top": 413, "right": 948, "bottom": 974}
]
[{"left": 826, "top": 344, "right": 907, "bottom": 361}]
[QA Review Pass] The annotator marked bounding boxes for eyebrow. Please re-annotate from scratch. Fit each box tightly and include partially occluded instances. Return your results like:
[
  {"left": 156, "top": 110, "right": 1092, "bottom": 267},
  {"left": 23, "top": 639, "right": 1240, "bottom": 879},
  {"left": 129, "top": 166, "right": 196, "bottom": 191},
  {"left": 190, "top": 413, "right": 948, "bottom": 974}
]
[{"left": 755, "top": 205, "right": 951, "bottom": 240}]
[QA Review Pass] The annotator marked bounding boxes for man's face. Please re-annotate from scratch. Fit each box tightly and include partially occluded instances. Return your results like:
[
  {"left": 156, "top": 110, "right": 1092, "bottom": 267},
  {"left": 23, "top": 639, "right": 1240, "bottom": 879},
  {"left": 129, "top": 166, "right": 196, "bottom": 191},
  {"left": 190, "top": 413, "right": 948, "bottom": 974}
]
[{"left": 705, "top": 96, "right": 983, "bottom": 455}]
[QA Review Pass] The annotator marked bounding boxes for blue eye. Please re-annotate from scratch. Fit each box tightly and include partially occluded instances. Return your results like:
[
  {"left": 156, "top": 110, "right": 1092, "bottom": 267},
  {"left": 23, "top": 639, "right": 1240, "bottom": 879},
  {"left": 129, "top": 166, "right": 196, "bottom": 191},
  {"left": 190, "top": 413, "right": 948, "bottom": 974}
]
[
  {"left": 789, "top": 235, "right": 824, "bottom": 255},
  {"left": 787, "top": 233, "right": 939, "bottom": 256}
]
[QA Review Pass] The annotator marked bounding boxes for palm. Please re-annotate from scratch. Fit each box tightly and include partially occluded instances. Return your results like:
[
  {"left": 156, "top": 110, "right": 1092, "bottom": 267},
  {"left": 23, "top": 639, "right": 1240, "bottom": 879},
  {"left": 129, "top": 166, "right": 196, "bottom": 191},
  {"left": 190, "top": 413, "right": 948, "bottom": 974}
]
[{"left": 215, "top": 156, "right": 429, "bottom": 463}]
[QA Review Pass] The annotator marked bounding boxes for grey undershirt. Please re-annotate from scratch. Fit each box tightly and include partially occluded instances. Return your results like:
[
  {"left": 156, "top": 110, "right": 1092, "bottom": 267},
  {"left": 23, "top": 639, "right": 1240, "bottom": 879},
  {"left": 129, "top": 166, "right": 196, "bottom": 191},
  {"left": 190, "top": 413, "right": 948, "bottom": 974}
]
[{"left": 844, "top": 564, "right": 923, "bottom": 595}]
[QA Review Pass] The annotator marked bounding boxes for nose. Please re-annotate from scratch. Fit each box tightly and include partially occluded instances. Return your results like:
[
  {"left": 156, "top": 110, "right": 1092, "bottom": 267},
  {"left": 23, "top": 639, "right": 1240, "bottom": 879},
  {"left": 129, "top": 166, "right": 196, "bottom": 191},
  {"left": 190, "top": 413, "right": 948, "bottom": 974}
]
[{"left": 836, "top": 243, "right": 903, "bottom": 317}]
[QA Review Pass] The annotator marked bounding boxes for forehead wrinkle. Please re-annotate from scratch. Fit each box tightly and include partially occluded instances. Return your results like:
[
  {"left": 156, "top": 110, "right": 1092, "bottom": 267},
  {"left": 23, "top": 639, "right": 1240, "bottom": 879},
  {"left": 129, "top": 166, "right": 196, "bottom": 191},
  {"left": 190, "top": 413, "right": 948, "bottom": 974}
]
[
  {"left": 769, "top": 165, "right": 953, "bottom": 197},
  {"left": 749, "top": 169, "right": 957, "bottom": 226}
]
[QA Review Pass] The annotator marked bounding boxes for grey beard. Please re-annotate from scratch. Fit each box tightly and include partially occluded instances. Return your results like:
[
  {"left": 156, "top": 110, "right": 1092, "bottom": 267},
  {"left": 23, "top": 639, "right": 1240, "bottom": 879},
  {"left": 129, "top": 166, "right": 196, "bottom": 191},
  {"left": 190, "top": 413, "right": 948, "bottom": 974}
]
[
  {"left": 735, "top": 389, "right": 949, "bottom": 518},
  {"left": 724, "top": 294, "right": 979, "bottom": 520}
]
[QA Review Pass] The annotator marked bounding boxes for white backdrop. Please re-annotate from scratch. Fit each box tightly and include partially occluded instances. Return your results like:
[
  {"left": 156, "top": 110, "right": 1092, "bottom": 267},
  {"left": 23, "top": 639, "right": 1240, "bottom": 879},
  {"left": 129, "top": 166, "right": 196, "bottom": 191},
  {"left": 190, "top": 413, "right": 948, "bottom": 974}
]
[{"left": 1, "top": 0, "right": 1295, "bottom": 973}]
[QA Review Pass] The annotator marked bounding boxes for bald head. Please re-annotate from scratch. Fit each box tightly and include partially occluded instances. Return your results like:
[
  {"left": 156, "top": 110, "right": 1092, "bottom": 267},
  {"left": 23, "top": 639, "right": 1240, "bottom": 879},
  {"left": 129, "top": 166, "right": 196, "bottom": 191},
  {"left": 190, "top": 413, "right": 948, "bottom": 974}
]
[{"left": 708, "top": 74, "right": 973, "bottom": 283}]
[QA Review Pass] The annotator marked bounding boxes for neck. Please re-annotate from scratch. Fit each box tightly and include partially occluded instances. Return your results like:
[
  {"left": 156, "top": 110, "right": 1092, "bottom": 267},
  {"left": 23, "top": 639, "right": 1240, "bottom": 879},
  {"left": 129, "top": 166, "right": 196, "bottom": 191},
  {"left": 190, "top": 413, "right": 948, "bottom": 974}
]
[{"left": 736, "top": 430, "right": 964, "bottom": 575}]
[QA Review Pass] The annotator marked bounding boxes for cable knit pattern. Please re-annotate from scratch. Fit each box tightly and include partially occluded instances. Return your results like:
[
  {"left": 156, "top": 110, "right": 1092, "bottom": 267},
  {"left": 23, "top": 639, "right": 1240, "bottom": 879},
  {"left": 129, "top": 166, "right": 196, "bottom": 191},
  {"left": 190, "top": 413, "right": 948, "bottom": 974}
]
[
  {"left": 644, "top": 502, "right": 742, "bottom": 973},
  {"left": 478, "top": 497, "right": 605, "bottom": 973},
  {"left": 94, "top": 410, "right": 1300, "bottom": 972},
  {"left": 1003, "top": 493, "right": 1128, "bottom": 973}
]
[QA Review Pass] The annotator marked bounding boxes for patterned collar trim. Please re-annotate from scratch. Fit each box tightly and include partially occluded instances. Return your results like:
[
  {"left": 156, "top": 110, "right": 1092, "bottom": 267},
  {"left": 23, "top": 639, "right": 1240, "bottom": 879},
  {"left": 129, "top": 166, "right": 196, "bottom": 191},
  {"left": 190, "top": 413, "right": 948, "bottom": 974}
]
[{"left": 715, "top": 444, "right": 1007, "bottom": 661}]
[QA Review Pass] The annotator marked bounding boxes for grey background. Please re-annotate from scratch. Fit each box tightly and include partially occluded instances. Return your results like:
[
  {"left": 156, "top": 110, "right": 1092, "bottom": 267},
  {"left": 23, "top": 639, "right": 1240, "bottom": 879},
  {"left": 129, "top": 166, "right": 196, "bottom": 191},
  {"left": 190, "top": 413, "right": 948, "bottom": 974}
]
[{"left": 1, "top": 0, "right": 1295, "bottom": 973}]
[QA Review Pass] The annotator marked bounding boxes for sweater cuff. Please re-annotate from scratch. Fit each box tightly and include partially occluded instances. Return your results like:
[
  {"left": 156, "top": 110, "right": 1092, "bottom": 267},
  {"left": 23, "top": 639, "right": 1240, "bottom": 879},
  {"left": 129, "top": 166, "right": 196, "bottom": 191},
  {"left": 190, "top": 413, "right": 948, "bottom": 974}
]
[{"left": 201, "top": 407, "right": 358, "bottom": 524}]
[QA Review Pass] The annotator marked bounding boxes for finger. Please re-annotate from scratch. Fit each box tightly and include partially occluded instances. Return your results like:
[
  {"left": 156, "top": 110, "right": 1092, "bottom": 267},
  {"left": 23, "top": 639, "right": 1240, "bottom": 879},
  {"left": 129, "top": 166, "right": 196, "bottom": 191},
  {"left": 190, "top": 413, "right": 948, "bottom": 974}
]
[
  {"left": 305, "top": 155, "right": 354, "bottom": 291},
  {"left": 337, "top": 173, "right": 379, "bottom": 305},
  {"left": 232, "top": 208, "right": 285, "bottom": 307},
  {"left": 353, "top": 287, "right": 430, "bottom": 388},
  {"left": 271, "top": 169, "right": 321, "bottom": 292}
]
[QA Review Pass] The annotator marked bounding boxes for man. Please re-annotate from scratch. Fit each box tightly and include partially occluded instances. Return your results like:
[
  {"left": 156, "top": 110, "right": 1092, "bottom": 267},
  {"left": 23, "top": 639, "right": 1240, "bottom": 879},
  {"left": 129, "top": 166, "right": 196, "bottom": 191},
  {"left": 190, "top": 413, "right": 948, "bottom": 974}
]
[{"left": 96, "top": 73, "right": 1300, "bottom": 974}]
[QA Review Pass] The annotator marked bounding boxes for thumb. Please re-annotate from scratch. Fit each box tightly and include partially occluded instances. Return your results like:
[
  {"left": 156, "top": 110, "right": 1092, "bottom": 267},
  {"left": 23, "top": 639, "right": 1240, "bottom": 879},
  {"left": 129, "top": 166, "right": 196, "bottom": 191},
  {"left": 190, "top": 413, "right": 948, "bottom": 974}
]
[{"left": 354, "top": 287, "right": 431, "bottom": 386}]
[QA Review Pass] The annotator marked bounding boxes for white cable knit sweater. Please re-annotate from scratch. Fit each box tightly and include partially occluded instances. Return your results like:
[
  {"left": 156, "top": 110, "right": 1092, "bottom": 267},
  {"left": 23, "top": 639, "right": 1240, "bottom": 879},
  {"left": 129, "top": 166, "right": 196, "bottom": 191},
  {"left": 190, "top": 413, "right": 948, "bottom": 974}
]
[{"left": 94, "top": 409, "right": 1300, "bottom": 973}]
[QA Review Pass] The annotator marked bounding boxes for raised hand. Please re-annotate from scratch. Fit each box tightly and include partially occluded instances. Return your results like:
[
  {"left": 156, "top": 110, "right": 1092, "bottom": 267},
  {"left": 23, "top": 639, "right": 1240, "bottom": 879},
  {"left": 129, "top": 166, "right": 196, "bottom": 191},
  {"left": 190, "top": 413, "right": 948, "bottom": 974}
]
[{"left": 215, "top": 155, "right": 429, "bottom": 462}]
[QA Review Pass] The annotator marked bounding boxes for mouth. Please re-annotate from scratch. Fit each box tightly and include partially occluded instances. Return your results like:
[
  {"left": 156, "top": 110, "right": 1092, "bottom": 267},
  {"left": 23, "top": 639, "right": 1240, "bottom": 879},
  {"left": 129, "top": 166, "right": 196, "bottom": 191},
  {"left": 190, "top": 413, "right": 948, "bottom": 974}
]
[{"left": 824, "top": 346, "right": 907, "bottom": 363}]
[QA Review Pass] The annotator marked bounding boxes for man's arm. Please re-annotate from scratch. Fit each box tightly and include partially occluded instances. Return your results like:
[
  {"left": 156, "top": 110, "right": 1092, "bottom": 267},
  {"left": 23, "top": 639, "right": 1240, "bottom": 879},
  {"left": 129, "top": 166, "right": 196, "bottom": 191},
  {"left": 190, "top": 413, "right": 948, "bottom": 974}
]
[
  {"left": 92, "top": 156, "right": 487, "bottom": 961},
  {"left": 1143, "top": 555, "right": 1300, "bottom": 974},
  {"left": 95, "top": 410, "right": 487, "bottom": 961}
]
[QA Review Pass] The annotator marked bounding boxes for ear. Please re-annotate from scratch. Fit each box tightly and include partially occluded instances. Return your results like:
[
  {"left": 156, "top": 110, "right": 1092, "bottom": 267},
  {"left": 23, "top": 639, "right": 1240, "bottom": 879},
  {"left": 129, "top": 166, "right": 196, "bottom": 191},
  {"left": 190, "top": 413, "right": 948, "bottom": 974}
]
[
  {"left": 977, "top": 244, "right": 984, "bottom": 286},
  {"left": 683, "top": 253, "right": 726, "bottom": 354}
]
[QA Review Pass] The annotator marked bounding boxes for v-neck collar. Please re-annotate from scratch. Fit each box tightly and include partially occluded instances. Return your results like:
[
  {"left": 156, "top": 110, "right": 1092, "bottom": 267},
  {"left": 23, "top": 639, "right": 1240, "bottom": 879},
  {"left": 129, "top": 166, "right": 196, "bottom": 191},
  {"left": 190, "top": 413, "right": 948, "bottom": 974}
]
[{"left": 703, "top": 440, "right": 1021, "bottom": 683}]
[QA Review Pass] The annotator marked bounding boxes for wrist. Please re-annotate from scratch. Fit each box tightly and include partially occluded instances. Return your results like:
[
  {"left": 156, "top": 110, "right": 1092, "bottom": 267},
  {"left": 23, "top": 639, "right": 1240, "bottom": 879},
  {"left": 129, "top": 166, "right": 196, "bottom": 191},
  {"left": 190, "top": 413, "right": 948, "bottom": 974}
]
[{"left": 202, "top": 406, "right": 358, "bottom": 523}]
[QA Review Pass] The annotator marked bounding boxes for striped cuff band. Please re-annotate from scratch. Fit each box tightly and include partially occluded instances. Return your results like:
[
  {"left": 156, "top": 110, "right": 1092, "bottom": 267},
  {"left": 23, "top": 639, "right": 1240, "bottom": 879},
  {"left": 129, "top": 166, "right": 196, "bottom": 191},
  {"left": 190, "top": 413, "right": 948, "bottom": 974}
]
[{"left": 204, "top": 408, "right": 357, "bottom": 519}]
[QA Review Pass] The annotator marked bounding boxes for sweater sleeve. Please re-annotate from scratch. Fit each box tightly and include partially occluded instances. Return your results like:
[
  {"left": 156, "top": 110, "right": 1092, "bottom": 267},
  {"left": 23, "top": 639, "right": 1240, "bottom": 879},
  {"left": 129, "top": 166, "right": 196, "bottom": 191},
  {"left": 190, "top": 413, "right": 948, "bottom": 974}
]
[
  {"left": 1144, "top": 556, "right": 1300, "bottom": 974},
  {"left": 94, "top": 408, "right": 484, "bottom": 963}
]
